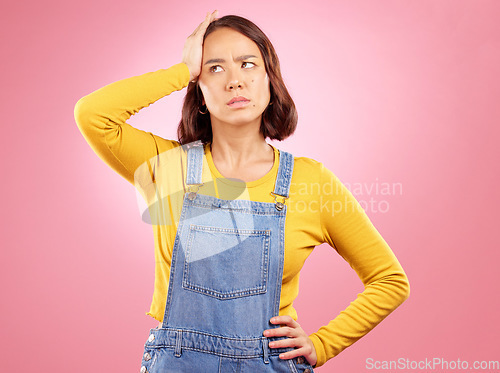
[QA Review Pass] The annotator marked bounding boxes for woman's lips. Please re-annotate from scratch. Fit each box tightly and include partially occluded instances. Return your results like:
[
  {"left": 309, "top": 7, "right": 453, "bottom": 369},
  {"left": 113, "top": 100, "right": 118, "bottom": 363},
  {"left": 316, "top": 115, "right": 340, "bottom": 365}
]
[{"left": 227, "top": 96, "right": 250, "bottom": 108}]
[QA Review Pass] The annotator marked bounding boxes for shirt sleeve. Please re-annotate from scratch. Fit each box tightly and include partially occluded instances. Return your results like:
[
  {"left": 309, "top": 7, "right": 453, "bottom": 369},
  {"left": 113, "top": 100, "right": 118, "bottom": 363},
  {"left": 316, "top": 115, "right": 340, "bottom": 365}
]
[
  {"left": 308, "top": 163, "right": 410, "bottom": 368},
  {"left": 74, "top": 63, "right": 190, "bottom": 185}
]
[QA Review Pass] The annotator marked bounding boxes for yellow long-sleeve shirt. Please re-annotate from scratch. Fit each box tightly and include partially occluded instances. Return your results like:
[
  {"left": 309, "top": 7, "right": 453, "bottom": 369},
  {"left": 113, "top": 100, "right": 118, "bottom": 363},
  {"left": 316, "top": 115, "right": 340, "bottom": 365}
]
[{"left": 74, "top": 62, "right": 409, "bottom": 368}]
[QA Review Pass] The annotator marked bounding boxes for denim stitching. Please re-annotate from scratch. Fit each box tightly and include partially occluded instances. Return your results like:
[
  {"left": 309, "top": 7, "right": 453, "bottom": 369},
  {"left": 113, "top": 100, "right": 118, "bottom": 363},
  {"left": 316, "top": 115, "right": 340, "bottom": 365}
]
[
  {"left": 145, "top": 346, "right": 287, "bottom": 359},
  {"left": 145, "top": 329, "right": 294, "bottom": 358},
  {"left": 186, "top": 199, "right": 286, "bottom": 216},
  {"left": 189, "top": 224, "right": 271, "bottom": 235}
]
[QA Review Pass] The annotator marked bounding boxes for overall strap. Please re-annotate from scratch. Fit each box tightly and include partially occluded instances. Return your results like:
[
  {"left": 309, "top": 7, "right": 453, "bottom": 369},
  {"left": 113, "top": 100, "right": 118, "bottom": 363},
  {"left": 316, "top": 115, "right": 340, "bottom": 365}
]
[
  {"left": 271, "top": 150, "right": 294, "bottom": 211},
  {"left": 185, "top": 141, "right": 204, "bottom": 185},
  {"left": 185, "top": 141, "right": 205, "bottom": 200}
]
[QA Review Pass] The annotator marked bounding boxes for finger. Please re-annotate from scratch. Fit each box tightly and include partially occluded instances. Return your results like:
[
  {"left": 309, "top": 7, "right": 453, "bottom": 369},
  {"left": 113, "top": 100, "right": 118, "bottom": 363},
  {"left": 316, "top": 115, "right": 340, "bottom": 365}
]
[
  {"left": 268, "top": 338, "right": 299, "bottom": 349},
  {"left": 203, "top": 11, "right": 216, "bottom": 25},
  {"left": 192, "top": 10, "right": 217, "bottom": 38},
  {"left": 263, "top": 326, "right": 295, "bottom": 338},
  {"left": 193, "top": 16, "right": 212, "bottom": 37},
  {"left": 270, "top": 316, "right": 299, "bottom": 328},
  {"left": 278, "top": 347, "right": 310, "bottom": 361}
]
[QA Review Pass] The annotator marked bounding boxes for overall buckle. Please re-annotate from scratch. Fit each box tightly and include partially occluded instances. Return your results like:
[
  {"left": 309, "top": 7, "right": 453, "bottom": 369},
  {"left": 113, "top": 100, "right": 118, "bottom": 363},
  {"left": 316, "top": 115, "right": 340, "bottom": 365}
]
[
  {"left": 186, "top": 183, "right": 204, "bottom": 200},
  {"left": 270, "top": 192, "right": 288, "bottom": 211}
]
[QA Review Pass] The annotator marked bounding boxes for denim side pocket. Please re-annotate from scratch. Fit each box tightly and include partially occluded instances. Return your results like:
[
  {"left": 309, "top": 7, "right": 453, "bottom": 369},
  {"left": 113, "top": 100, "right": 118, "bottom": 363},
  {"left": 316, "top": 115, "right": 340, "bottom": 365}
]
[
  {"left": 182, "top": 224, "right": 270, "bottom": 300},
  {"left": 140, "top": 347, "right": 158, "bottom": 373},
  {"left": 289, "top": 355, "right": 315, "bottom": 373}
]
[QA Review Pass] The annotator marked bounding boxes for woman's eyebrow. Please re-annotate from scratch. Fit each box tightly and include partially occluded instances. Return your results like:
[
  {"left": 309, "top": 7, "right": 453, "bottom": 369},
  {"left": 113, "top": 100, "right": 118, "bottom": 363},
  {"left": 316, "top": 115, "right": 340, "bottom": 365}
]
[{"left": 204, "top": 55, "right": 258, "bottom": 65}]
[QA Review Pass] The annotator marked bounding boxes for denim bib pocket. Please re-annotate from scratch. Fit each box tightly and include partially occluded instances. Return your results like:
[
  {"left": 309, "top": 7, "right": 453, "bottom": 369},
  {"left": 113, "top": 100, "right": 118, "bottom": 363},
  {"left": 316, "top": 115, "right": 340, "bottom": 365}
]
[{"left": 182, "top": 224, "right": 271, "bottom": 300}]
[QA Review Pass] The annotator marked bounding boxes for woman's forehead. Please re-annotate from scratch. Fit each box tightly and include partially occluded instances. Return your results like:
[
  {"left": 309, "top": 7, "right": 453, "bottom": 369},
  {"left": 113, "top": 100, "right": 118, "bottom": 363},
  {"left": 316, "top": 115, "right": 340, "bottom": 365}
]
[{"left": 203, "top": 28, "right": 262, "bottom": 60}]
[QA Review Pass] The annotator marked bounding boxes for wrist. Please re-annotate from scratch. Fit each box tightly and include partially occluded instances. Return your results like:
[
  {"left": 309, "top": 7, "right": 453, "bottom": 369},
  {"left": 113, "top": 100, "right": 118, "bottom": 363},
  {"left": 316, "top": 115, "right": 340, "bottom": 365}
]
[{"left": 182, "top": 62, "right": 197, "bottom": 82}]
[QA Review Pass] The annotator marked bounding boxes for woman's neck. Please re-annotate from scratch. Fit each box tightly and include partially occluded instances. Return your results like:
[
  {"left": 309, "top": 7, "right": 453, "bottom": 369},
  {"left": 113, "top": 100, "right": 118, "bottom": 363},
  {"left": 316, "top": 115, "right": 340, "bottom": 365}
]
[{"left": 209, "top": 132, "right": 275, "bottom": 182}]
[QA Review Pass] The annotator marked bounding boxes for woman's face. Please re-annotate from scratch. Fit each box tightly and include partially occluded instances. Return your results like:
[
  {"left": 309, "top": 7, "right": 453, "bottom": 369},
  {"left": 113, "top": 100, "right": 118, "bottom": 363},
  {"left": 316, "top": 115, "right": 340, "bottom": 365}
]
[{"left": 198, "top": 27, "right": 271, "bottom": 130}]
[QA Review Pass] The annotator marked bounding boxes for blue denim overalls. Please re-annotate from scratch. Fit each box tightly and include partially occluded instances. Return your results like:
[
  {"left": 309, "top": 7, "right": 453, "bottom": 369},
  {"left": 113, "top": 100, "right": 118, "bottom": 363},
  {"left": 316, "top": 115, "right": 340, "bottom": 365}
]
[{"left": 140, "top": 142, "right": 315, "bottom": 373}]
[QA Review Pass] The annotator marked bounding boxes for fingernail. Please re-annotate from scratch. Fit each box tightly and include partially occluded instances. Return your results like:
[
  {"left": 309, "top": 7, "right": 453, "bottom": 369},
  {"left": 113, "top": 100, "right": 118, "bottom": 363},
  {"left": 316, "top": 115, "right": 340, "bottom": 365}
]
[{"left": 263, "top": 331, "right": 269, "bottom": 336}]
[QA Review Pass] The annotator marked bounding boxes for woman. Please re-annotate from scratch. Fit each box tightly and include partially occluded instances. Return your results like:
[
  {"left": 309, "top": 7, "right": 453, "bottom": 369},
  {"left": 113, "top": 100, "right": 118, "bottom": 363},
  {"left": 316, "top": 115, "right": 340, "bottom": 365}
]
[{"left": 75, "top": 11, "right": 410, "bottom": 372}]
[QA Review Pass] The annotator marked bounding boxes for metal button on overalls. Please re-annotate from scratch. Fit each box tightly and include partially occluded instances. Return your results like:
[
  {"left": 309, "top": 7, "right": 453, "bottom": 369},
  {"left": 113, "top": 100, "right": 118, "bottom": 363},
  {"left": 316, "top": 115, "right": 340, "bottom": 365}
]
[{"left": 139, "top": 141, "right": 315, "bottom": 372}]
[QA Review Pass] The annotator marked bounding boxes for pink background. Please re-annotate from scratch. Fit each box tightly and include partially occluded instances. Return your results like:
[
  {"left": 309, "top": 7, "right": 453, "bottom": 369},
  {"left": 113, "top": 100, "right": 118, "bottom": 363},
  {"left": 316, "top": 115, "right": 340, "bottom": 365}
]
[{"left": 1, "top": 1, "right": 499, "bottom": 372}]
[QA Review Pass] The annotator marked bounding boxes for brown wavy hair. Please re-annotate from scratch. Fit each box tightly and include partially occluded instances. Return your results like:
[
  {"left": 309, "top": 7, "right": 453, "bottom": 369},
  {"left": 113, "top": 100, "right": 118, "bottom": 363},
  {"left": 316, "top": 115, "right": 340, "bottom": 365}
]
[{"left": 177, "top": 15, "right": 297, "bottom": 145}]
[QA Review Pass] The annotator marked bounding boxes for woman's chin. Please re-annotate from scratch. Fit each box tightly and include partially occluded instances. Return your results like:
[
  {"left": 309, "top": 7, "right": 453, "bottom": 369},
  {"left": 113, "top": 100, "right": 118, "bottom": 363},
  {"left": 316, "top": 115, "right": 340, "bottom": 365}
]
[{"left": 210, "top": 114, "right": 263, "bottom": 129}]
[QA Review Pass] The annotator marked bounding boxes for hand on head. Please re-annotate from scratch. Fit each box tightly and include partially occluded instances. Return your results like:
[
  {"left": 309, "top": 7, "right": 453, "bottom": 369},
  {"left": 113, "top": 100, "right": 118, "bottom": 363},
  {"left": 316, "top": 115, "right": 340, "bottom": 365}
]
[{"left": 182, "top": 10, "right": 218, "bottom": 82}]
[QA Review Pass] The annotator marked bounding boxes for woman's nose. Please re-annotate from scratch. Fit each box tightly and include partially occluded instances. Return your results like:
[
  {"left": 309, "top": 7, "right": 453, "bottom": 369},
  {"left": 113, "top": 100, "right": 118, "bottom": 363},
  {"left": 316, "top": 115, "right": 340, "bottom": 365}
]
[
  {"left": 226, "top": 69, "right": 244, "bottom": 90},
  {"left": 226, "top": 79, "right": 243, "bottom": 90}
]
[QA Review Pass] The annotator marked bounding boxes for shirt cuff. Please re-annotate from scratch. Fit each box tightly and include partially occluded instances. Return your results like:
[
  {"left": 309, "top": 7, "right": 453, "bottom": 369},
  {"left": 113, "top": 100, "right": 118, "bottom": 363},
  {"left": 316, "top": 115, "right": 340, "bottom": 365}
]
[
  {"left": 309, "top": 333, "right": 327, "bottom": 368},
  {"left": 177, "top": 62, "right": 191, "bottom": 86}
]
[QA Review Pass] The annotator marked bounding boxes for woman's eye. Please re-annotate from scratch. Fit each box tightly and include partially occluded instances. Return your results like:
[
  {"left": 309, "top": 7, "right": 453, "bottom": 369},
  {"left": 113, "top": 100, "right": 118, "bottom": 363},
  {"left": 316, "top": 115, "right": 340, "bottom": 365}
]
[
  {"left": 209, "top": 65, "right": 223, "bottom": 73},
  {"left": 242, "top": 62, "right": 255, "bottom": 69}
]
